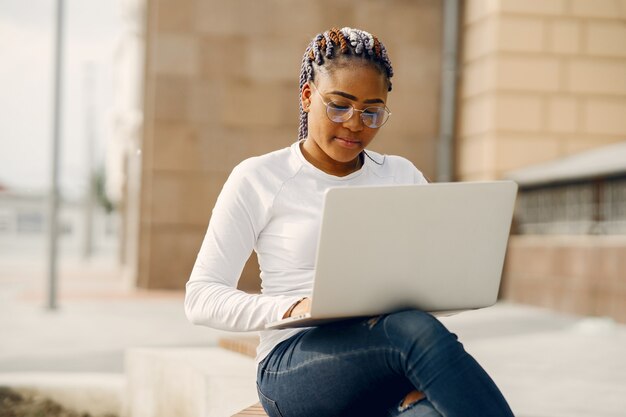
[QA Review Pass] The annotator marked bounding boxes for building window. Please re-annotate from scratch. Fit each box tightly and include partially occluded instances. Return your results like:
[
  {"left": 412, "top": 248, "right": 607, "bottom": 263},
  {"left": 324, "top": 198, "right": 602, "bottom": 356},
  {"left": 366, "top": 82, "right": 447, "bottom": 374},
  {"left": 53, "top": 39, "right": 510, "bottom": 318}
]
[{"left": 514, "top": 176, "right": 626, "bottom": 235}]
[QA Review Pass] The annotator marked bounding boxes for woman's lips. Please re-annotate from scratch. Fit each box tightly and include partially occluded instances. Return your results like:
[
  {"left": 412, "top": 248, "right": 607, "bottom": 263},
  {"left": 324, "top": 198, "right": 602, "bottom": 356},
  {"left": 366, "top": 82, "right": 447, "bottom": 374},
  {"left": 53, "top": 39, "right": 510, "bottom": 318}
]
[{"left": 334, "top": 137, "right": 361, "bottom": 149}]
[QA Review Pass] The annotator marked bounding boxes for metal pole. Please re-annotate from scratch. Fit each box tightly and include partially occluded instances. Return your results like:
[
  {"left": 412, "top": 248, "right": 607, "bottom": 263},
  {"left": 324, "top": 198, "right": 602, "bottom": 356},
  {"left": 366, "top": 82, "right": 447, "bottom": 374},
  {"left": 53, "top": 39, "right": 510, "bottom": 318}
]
[
  {"left": 437, "top": 0, "right": 460, "bottom": 182},
  {"left": 82, "top": 63, "right": 95, "bottom": 260},
  {"left": 47, "top": 0, "right": 65, "bottom": 310}
]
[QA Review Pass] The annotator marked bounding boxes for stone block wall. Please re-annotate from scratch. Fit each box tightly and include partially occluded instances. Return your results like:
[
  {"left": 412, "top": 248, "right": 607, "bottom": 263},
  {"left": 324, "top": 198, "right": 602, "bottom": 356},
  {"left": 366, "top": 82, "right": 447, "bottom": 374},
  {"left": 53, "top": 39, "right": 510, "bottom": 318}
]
[
  {"left": 137, "top": 0, "right": 444, "bottom": 289},
  {"left": 458, "top": 0, "right": 626, "bottom": 181},
  {"left": 502, "top": 235, "right": 626, "bottom": 323},
  {"left": 458, "top": 0, "right": 626, "bottom": 322}
]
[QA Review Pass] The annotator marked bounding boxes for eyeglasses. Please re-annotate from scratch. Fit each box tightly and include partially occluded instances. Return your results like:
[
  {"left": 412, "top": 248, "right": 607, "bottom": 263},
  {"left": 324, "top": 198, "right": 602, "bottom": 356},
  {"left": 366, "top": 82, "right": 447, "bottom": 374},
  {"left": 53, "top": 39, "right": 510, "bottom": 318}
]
[{"left": 310, "top": 82, "right": 391, "bottom": 129}]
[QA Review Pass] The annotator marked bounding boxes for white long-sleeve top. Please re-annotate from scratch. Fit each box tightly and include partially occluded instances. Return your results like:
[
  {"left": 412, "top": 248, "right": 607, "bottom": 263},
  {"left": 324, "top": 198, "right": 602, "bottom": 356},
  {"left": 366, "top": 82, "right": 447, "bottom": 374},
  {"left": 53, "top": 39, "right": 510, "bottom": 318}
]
[{"left": 185, "top": 140, "right": 428, "bottom": 365}]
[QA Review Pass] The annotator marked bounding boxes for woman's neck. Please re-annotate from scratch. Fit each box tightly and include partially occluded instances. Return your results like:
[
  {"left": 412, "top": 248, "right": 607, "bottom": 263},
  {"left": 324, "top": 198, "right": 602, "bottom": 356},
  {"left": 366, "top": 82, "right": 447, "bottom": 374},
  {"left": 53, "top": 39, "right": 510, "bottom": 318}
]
[{"left": 300, "top": 140, "right": 362, "bottom": 177}]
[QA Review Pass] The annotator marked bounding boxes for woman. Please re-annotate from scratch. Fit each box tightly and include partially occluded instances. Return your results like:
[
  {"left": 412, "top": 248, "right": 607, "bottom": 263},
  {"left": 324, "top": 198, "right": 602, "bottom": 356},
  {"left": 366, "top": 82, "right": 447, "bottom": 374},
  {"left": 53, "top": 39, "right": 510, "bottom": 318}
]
[{"left": 185, "top": 27, "right": 514, "bottom": 417}]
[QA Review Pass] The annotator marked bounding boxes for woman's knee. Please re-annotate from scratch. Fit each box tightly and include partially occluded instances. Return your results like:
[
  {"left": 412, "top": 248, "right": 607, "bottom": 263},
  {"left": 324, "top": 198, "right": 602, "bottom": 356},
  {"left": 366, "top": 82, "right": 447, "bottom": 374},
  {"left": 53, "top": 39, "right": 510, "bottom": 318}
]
[{"left": 395, "top": 399, "right": 442, "bottom": 417}]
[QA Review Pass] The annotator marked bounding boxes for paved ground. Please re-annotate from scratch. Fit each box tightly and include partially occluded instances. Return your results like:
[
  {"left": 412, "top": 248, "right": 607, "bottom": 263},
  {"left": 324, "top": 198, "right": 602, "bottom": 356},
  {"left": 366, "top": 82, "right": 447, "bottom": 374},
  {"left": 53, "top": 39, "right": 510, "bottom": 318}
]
[
  {"left": 1, "top": 252, "right": 625, "bottom": 416},
  {"left": 0, "top": 252, "right": 232, "bottom": 373},
  {"left": 441, "top": 305, "right": 626, "bottom": 417}
]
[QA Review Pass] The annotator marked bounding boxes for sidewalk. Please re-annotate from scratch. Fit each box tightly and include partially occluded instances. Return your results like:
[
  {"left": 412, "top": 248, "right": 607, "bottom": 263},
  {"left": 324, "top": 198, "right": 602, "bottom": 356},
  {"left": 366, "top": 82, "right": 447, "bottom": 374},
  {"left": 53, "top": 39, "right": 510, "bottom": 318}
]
[
  {"left": 441, "top": 304, "right": 626, "bottom": 417},
  {"left": 0, "top": 253, "right": 233, "bottom": 373},
  {"left": 1, "top": 253, "right": 625, "bottom": 417}
]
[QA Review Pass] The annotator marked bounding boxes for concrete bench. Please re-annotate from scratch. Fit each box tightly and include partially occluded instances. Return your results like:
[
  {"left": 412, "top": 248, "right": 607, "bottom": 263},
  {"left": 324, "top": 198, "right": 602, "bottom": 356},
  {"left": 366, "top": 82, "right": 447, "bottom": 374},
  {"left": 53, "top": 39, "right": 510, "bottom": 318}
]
[
  {"left": 124, "top": 347, "right": 258, "bottom": 417},
  {"left": 219, "top": 337, "right": 269, "bottom": 417}
]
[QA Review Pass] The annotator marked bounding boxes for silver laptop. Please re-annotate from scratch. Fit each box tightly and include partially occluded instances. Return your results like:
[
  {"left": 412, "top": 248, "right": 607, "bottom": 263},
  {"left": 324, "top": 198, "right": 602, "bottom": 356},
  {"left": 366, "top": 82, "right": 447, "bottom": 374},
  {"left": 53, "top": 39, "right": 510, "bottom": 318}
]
[{"left": 265, "top": 181, "right": 518, "bottom": 329}]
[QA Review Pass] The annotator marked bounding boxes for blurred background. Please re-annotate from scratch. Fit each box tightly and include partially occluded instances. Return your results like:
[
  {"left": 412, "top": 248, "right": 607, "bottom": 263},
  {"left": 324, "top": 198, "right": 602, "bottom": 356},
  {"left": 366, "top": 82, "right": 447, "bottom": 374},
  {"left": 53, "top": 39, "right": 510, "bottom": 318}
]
[
  {"left": 1, "top": 0, "right": 625, "bottom": 416},
  {"left": 1, "top": 0, "right": 121, "bottom": 296}
]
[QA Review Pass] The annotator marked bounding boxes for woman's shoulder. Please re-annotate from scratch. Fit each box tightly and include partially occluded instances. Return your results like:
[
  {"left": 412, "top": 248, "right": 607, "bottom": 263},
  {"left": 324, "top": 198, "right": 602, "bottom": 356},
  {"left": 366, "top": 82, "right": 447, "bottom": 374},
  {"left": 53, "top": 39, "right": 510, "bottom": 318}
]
[{"left": 229, "top": 144, "right": 301, "bottom": 185}]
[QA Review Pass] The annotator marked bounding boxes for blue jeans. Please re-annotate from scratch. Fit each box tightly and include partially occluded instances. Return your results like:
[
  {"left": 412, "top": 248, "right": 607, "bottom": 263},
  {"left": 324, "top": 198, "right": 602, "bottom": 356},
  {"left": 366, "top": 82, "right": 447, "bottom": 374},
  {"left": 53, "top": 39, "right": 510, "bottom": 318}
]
[{"left": 256, "top": 310, "right": 514, "bottom": 417}]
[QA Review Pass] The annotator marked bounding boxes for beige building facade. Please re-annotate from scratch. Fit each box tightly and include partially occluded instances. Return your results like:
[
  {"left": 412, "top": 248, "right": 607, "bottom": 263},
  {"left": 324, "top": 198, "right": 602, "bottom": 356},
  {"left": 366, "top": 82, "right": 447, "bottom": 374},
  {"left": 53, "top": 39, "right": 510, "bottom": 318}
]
[
  {"left": 458, "top": 0, "right": 626, "bottom": 180},
  {"left": 130, "top": 0, "right": 445, "bottom": 291},
  {"left": 115, "top": 0, "right": 626, "bottom": 321},
  {"left": 458, "top": 0, "right": 626, "bottom": 322}
]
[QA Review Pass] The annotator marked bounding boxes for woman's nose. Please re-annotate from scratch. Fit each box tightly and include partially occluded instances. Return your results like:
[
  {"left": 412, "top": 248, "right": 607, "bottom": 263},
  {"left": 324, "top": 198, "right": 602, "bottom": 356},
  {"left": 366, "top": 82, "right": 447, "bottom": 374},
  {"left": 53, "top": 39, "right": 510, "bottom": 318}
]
[{"left": 342, "top": 111, "right": 364, "bottom": 132}]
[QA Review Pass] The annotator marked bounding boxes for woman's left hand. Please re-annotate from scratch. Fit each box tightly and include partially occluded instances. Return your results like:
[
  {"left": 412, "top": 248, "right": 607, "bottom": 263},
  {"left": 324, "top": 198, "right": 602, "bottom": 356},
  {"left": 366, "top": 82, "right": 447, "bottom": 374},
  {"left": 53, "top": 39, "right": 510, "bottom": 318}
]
[{"left": 283, "top": 297, "right": 312, "bottom": 318}]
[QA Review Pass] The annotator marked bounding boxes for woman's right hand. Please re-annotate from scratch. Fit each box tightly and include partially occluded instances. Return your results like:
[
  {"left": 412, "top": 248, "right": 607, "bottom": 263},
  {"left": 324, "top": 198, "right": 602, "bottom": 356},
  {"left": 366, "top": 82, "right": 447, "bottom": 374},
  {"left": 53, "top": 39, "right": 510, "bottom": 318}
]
[{"left": 283, "top": 297, "right": 311, "bottom": 318}]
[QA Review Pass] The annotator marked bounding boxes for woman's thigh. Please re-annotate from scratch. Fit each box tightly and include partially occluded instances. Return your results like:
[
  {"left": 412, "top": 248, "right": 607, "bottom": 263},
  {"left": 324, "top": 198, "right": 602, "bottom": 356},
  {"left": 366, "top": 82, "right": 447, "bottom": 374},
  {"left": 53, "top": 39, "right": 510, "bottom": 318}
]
[{"left": 257, "top": 310, "right": 445, "bottom": 417}]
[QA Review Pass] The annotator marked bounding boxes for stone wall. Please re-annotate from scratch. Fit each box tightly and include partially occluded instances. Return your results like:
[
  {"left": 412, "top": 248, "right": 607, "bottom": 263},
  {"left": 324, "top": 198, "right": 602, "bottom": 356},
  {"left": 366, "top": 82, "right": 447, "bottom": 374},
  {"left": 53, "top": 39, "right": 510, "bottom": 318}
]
[
  {"left": 458, "top": 0, "right": 626, "bottom": 181},
  {"left": 502, "top": 235, "right": 626, "bottom": 323},
  {"left": 458, "top": 0, "right": 626, "bottom": 322},
  {"left": 137, "top": 0, "right": 444, "bottom": 289}
]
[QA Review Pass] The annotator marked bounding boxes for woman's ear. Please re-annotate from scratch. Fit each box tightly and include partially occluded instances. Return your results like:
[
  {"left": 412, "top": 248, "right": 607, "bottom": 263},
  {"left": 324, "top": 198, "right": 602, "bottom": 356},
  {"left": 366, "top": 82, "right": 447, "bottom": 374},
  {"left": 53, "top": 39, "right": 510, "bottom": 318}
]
[{"left": 301, "top": 82, "right": 313, "bottom": 112}]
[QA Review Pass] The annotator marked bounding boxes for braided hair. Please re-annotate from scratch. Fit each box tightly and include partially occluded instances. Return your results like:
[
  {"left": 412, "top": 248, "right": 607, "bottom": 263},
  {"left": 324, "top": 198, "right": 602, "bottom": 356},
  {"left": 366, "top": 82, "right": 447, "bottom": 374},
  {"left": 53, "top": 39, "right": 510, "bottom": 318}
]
[{"left": 298, "top": 27, "right": 394, "bottom": 141}]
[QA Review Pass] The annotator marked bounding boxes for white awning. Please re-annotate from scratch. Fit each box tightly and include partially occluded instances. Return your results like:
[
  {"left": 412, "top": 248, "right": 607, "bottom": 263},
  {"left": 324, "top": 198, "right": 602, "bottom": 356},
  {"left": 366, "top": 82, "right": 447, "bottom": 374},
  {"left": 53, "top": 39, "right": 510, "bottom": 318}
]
[{"left": 506, "top": 141, "right": 626, "bottom": 187}]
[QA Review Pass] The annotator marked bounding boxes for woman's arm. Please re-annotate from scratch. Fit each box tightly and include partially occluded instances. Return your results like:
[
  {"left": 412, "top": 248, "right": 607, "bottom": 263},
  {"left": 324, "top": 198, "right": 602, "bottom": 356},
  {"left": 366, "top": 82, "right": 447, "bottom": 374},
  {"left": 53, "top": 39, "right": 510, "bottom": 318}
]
[{"left": 184, "top": 163, "right": 302, "bottom": 331}]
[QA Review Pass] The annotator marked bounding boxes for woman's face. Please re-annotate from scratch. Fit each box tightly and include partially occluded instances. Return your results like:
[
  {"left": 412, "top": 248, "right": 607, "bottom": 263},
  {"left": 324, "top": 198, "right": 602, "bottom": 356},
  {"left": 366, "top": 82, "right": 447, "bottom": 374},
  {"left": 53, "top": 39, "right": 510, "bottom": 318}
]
[{"left": 301, "top": 63, "right": 389, "bottom": 171}]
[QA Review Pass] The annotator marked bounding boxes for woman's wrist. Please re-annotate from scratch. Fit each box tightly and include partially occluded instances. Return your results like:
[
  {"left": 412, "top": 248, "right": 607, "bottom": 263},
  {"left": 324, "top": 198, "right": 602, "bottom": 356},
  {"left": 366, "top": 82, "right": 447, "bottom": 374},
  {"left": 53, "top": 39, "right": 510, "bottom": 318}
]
[{"left": 283, "top": 297, "right": 307, "bottom": 319}]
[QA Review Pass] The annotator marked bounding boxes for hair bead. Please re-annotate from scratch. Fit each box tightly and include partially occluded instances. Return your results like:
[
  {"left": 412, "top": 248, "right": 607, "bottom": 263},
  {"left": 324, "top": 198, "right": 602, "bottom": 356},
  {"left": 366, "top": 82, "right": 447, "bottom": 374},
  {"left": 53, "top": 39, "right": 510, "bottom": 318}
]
[{"left": 323, "top": 32, "right": 334, "bottom": 58}]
